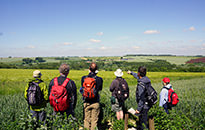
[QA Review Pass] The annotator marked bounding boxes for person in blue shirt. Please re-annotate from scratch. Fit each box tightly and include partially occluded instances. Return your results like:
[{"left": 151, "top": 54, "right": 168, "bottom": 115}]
[{"left": 159, "top": 77, "right": 172, "bottom": 114}]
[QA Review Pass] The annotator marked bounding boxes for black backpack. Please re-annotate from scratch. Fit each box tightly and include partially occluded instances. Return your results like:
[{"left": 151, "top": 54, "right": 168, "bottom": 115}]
[
  {"left": 116, "top": 78, "right": 129, "bottom": 101},
  {"left": 27, "top": 80, "right": 44, "bottom": 106},
  {"left": 137, "top": 82, "right": 158, "bottom": 107}
]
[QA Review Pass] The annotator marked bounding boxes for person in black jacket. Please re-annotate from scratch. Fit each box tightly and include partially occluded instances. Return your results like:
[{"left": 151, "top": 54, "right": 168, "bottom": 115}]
[
  {"left": 48, "top": 63, "right": 77, "bottom": 118},
  {"left": 80, "top": 62, "right": 103, "bottom": 130},
  {"left": 128, "top": 66, "right": 151, "bottom": 130}
]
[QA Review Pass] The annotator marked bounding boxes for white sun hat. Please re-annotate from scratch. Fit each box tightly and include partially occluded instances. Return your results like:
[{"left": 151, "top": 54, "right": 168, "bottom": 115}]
[
  {"left": 33, "top": 70, "right": 42, "bottom": 77},
  {"left": 114, "top": 69, "right": 123, "bottom": 77}
]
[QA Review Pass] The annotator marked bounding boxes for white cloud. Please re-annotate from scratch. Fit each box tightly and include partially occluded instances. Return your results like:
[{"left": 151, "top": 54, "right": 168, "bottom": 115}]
[
  {"left": 86, "top": 48, "right": 93, "bottom": 50},
  {"left": 133, "top": 46, "right": 140, "bottom": 49},
  {"left": 100, "top": 46, "right": 106, "bottom": 50},
  {"left": 89, "top": 39, "right": 101, "bottom": 43},
  {"left": 26, "top": 45, "right": 35, "bottom": 49},
  {"left": 144, "top": 30, "right": 160, "bottom": 34},
  {"left": 63, "top": 42, "right": 72, "bottom": 45},
  {"left": 189, "top": 26, "right": 195, "bottom": 31},
  {"left": 96, "top": 32, "right": 103, "bottom": 36}
]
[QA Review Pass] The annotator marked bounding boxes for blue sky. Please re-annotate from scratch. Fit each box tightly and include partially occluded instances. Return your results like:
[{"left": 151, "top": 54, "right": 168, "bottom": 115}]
[{"left": 0, "top": 0, "right": 205, "bottom": 57}]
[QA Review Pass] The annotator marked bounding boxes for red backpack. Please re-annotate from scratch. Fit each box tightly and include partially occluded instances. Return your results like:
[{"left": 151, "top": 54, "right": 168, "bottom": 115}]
[
  {"left": 82, "top": 77, "right": 97, "bottom": 99},
  {"left": 164, "top": 87, "right": 179, "bottom": 106},
  {"left": 49, "top": 77, "right": 71, "bottom": 112}
]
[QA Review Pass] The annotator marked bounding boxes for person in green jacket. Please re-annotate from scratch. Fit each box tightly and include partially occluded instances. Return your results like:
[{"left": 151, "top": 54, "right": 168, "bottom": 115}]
[{"left": 24, "top": 70, "right": 48, "bottom": 122}]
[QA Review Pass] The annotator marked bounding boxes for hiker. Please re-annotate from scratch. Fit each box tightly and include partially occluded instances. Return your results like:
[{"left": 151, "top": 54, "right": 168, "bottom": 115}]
[
  {"left": 48, "top": 63, "right": 77, "bottom": 118},
  {"left": 80, "top": 62, "right": 103, "bottom": 130},
  {"left": 159, "top": 77, "right": 179, "bottom": 114},
  {"left": 24, "top": 70, "right": 48, "bottom": 122},
  {"left": 127, "top": 66, "right": 152, "bottom": 130},
  {"left": 110, "top": 69, "right": 129, "bottom": 120}
]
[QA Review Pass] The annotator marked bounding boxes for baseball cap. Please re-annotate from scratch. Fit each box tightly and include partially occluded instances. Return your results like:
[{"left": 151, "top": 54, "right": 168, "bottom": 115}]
[{"left": 162, "top": 77, "right": 170, "bottom": 83}]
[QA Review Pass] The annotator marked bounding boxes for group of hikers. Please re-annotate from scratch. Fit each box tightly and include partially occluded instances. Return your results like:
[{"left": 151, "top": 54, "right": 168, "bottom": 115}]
[{"left": 24, "top": 62, "right": 179, "bottom": 130}]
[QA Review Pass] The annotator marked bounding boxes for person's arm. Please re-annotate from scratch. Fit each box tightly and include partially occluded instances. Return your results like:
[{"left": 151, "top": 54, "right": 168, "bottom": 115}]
[
  {"left": 110, "top": 80, "right": 116, "bottom": 92},
  {"left": 131, "top": 71, "right": 139, "bottom": 80},
  {"left": 41, "top": 82, "right": 48, "bottom": 102},
  {"left": 24, "top": 83, "right": 29, "bottom": 100},
  {"left": 97, "top": 77, "right": 103, "bottom": 91},
  {"left": 48, "top": 79, "right": 54, "bottom": 98},
  {"left": 136, "top": 83, "right": 146, "bottom": 112},
  {"left": 71, "top": 81, "right": 77, "bottom": 109}
]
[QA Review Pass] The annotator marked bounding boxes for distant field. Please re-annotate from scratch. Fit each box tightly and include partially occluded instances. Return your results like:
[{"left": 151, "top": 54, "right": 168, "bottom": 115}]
[
  {"left": 0, "top": 56, "right": 200, "bottom": 65},
  {"left": 0, "top": 69, "right": 205, "bottom": 95},
  {"left": 123, "top": 56, "right": 198, "bottom": 65}
]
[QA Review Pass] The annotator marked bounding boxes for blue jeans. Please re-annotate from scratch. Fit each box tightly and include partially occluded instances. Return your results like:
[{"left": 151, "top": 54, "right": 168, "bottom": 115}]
[{"left": 30, "top": 110, "right": 46, "bottom": 122}]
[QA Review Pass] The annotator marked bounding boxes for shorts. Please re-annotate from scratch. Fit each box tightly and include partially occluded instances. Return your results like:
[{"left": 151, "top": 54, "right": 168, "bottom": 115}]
[{"left": 111, "top": 98, "right": 124, "bottom": 112}]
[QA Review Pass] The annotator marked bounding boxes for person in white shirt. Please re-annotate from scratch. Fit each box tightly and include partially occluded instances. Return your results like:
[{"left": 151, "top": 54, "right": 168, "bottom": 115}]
[{"left": 159, "top": 77, "right": 172, "bottom": 114}]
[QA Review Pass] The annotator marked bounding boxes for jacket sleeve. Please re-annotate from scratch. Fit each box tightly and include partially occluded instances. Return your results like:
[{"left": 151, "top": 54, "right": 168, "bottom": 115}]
[
  {"left": 40, "top": 82, "right": 48, "bottom": 102},
  {"left": 136, "top": 83, "right": 146, "bottom": 112},
  {"left": 96, "top": 77, "right": 103, "bottom": 91},
  {"left": 159, "top": 89, "right": 167, "bottom": 107},
  {"left": 110, "top": 80, "right": 116, "bottom": 92},
  {"left": 131, "top": 71, "right": 139, "bottom": 80},
  {"left": 71, "top": 81, "right": 77, "bottom": 109},
  {"left": 48, "top": 79, "right": 54, "bottom": 98},
  {"left": 24, "top": 83, "right": 29, "bottom": 100}
]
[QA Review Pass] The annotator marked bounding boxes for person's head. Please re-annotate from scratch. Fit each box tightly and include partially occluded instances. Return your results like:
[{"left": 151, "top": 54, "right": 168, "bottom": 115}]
[
  {"left": 114, "top": 69, "right": 123, "bottom": 77},
  {"left": 33, "top": 70, "right": 42, "bottom": 78},
  {"left": 137, "top": 66, "right": 146, "bottom": 77},
  {"left": 89, "top": 62, "right": 98, "bottom": 73},
  {"left": 59, "top": 63, "right": 70, "bottom": 76},
  {"left": 162, "top": 77, "right": 170, "bottom": 86}
]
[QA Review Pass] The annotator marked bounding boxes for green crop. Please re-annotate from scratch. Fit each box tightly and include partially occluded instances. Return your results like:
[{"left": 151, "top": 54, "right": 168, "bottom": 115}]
[{"left": 0, "top": 69, "right": 205, "bottom": 129}]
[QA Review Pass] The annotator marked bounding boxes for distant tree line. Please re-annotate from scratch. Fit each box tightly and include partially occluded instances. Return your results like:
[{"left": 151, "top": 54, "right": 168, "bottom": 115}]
[
  {"left": 22, "top": 57, "right": 46, "bottom": 64},
  {"left": 0, "top": 59, "right": 205, "bottom": 72}
]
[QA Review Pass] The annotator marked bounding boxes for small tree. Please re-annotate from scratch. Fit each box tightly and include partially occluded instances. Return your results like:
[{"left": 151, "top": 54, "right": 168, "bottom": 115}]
[
  {"left": 35, "top": 57, "right": 46, "bottom": 63},
  {"left": 22, "top": 58, "right": 33, "bottom": 64}
]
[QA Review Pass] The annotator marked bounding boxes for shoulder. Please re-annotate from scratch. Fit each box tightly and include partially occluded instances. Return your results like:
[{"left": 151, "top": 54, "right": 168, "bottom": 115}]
[
  {"left": 95, "top": 76, "right": 103, "bottom": 81},
  {"left": 69, "top": 79, "right": 76, "bottom": 85}
]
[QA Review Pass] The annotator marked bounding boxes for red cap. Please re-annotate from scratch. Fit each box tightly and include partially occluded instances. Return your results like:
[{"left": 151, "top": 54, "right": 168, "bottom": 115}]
[{"left": 162, "top": 77, "right": 170, "bottom": 83}]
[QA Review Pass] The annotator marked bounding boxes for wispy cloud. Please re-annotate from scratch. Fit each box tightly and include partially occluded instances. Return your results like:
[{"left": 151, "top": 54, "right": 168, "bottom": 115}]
[
  {"left": 26, "top": 45, "right": 35, "bottom": 49},
  {"left": 86, "top": 48, "right": 93, "bottom": 50},
  {"left": 63, "top": 42, "right": 73, "bottom": 45},
  {"left": 89, "top": 39, "right": 101, "bottom": 43},
  {"left": 0, "top": 32, "right": 3, "bottom": 36},
  {"left": 96, "top": 32, "right": 103, "bottom": 36},
  {"left": 184, "top": 26, "right": 196, "bottom": 32},
  {"left": 189, "top": 26, "right": 195, "bottom": 31},
  {"left": 100, "top": 46, "right": 106, "bottom": 50},
  {"left": 133, "top": 46, "right": 140, "bottom": 49},
  {"left": 144, "top": 30, "right": 160, "bottom": 34}
]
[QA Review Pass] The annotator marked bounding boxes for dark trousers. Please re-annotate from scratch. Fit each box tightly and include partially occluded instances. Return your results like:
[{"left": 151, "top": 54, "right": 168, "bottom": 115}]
[
  {"left": 163, "top": 103, "right": 169, "bottom": 114},
  {"left": 30, "top": 110, "right": 46, "bottom": 122},
  {"left": 137, "top": 109, "right": 149, "bottom": 130}
]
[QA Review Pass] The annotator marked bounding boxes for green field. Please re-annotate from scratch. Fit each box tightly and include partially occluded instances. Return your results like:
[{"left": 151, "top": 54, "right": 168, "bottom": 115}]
[
  {"left": 0, "top": 69, "right": 205, "bottom": 129},
  {"left": 0, "top": 55, "right": 200, "bottom": 65},
  {"left": 123, "top": 56, "right": 198, "bottom": 65}
]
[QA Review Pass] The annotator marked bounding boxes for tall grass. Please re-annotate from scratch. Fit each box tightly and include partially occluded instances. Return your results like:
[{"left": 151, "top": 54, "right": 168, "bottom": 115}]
[{"left": 0, "top": 76, "right": 204, "bottom": 129}]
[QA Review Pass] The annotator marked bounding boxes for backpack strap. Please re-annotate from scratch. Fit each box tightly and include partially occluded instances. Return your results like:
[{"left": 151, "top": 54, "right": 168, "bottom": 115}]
[
  {"left": 62, "top": 78, "right": 70, "bottom": 88},
  {"left": 162, "top": 87, "right": 170, "bottom": 90},
  {"left": 138, "top": 82, "right": 146, "bottom": 89},
  {"left": 54, "top": 77, "right": 58, "bottom": 86}
]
